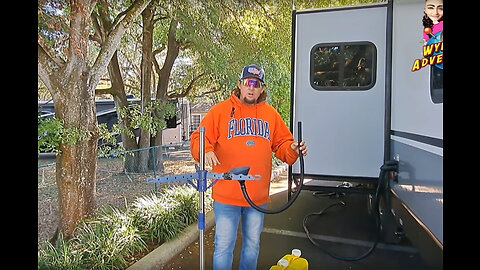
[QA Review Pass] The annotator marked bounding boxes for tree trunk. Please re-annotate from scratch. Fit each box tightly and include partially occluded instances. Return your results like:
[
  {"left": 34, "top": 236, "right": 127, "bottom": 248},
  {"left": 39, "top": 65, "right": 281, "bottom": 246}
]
[
  {"left": 156, "top": 19, "right": 180, "bottom": 101},
  {"left": 107, "top": 51, "right": 138, "bottom": 149},
  {"left": 150, "top": 130, "right": 165, "bottom": 173},
  {"left": 54, "top": 73, "right": 99, "bottom": 239},
  {"left": 105, "top": 51, "right": 139, "bottom": 172},
  {"left": 38, "top": 0, "right": 153, "bottom": 241},
  {"left": 135, "top": 3, "right": 155, "bottom": 173}
]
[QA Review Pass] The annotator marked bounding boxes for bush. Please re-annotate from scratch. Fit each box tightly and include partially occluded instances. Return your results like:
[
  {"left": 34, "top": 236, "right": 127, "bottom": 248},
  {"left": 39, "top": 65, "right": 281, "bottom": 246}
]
[
  {"left": 131, "top": 184, "right": 212, "bottom": 243},
  {"left": 38, "top": 184, "right": 212, "bottom": 269},
  {"left": 38, "top": 233, "right": 84, "bottom": 270},
  {"left": 73, "top": 206, "right": 147, "bottom": 270}
]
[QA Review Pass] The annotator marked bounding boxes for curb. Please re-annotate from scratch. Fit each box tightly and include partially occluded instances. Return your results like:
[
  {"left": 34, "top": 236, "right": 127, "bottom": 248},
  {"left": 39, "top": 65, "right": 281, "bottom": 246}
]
[{"left": 127, "top": 211, "right": 215, "bottom": 270}]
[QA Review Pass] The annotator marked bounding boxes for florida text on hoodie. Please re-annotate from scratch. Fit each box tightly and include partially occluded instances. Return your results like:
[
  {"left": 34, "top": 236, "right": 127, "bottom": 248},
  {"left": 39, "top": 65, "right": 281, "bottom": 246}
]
[{"left": 191, "top": 92, "right": 299, "bottom": 207}]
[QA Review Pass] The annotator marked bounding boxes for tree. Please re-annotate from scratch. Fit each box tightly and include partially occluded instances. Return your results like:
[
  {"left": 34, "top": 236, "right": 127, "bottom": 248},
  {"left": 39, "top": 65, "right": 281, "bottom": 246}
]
[
  {"left": 38, "top": 0, "right": 152, "bottom": 240},
  {"left": 90, "top": 1, "right": 139, "bottom": 161}
]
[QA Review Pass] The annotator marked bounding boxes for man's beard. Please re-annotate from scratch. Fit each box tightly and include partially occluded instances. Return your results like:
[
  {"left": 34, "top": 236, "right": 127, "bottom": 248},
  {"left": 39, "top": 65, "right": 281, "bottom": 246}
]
[{"left": 242, "top": 97, "right": 257, "bottom": 105}]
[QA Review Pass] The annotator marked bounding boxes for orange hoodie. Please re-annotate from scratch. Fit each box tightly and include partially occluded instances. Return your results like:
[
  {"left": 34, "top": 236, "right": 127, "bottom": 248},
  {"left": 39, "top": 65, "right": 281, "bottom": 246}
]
[{"left": 190, "top": 92, "right": 299, "bottom": 207}]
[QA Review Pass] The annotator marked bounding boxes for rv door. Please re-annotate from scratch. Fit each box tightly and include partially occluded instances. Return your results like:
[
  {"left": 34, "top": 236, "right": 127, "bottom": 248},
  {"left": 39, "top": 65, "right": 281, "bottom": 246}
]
[{"left": 292, "top": 3, "right": 388, "bottom": 180}]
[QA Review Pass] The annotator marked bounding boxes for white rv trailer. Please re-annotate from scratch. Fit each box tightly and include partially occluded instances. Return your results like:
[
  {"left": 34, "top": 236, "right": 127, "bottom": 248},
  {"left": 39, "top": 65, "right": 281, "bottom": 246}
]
[{"left": 290, "top": 0, "right": 442, "bottom": 267}]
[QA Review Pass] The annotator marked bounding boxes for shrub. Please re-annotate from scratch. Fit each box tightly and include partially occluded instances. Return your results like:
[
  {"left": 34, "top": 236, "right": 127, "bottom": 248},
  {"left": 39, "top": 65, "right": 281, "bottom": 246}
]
[
  {"left": 131, "top": 184, "right": 212, "bottom": 243},
  {"left": 73, "top": 206, "right": 147, "bottom": 269},
  {"left": 38, "top": 233, "right": 84, "bottom": 270},
  {"left": 38, "top": 184, "right": 212, "bottom": 269}
]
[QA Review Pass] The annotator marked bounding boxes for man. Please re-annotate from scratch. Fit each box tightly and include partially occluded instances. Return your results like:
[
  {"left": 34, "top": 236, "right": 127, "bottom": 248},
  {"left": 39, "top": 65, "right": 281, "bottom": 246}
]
[{"left": 190, "top": 64, "right": 307, "bottom": 270}]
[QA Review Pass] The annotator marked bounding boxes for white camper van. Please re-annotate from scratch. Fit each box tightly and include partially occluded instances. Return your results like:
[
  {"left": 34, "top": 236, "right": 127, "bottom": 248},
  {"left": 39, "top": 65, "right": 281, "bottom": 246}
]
[{"left": 289, "top": 0, "right": 442, "bottom": 266}]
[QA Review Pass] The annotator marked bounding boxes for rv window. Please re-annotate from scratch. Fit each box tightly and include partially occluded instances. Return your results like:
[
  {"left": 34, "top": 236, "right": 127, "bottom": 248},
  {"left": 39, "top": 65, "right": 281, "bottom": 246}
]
[
  {"left": 310, "top": 42, "right": 376, "bottom": 90},
  {"left": 430, "top": 65, "right": 443, "bottom": 104}
]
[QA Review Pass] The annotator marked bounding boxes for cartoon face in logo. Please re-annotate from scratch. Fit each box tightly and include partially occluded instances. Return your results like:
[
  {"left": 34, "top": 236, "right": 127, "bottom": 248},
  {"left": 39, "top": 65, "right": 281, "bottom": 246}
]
[
  {"left": 424, "top": 0, "right": 443, "bottom": 24},
  {"left": 422, "top": 0, "right": 443, "bottom": 42}
]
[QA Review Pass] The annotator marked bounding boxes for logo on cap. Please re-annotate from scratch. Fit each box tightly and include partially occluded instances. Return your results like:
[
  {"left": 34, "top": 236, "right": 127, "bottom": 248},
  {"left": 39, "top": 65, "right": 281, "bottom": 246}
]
[{"left": 248, "top": 67, "right": 262, "bottom": 76}]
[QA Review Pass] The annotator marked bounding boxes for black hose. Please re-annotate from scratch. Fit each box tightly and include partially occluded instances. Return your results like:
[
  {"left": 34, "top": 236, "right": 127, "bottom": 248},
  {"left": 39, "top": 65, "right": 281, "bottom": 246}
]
[
  {"left": 239, "top": 121, "right": 305, "bottom": 214},
  {"left": 302, "top": 162, "right": 397, "bottom": 261}
]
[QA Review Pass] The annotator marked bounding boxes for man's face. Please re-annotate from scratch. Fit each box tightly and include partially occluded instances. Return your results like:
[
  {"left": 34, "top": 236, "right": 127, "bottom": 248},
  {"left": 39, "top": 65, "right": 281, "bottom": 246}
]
[{"left": 237, "top": 78, "right": 266, "bottom": 105}]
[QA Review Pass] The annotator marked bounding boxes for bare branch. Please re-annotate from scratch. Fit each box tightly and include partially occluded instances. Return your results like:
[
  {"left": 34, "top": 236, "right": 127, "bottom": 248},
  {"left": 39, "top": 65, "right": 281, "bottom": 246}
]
[
  {"left": 38, "top": 44, "right": 54, "bottom": 92},
  {"left": 38, "top": 35, "right": 66, "bottom": 69},
  {"left": 89, "top": 0, "right": 152, "bottom": 92},
  {"left": 191, "top": 87, "right": 223, "bottom": 98},
  {"left": 64, "top": 0, "right": 95, "bottom": 76},
  {"left": 152, "top": 44, "right": 166, "bottom": 77},
  {"left": 153, "top": 15, "right": 168, "bottom": 24},
  {"left": 167, "top": 73, "right": 206, "bottom": 98}
]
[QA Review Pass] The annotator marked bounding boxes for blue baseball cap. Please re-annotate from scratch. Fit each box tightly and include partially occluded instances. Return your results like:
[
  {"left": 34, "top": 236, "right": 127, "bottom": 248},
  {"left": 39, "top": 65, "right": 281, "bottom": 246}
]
[{"left": 240, "top": 64, "right": 265, "bottom": 83}]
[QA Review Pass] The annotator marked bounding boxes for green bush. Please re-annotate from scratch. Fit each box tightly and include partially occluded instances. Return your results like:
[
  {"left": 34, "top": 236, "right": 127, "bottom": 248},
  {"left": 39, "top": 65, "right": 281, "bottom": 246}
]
[
  {"left": 38, "top": 184, "right": 212, "bottom": 269},
  {"left": 38, "top": 233, "right": 84, "bottom": 270},
  {"left": 131, "top": 184, "right": 212, "bottom": 243},
  {"left": 73, "top": 206, "right": 147, "bottom": 270}
]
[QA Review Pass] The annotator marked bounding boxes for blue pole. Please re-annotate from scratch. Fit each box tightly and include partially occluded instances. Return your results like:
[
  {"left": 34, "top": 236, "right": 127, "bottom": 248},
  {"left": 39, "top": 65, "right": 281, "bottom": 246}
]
[{"left": 199, "top": 127, "right": 206, "bottom": 270}]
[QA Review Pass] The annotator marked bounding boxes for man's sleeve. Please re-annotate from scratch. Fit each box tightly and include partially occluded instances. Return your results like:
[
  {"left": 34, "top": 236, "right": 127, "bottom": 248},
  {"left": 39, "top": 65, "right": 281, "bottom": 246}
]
[{"left": 271, "top": 113, "right": 299, "bottom": 165}]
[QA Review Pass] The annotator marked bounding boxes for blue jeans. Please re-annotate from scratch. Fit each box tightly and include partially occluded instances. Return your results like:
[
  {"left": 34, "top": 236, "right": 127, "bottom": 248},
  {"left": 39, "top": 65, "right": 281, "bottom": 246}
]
[{"left": 213, "top": 201, "right": 266, "bottom": 270}]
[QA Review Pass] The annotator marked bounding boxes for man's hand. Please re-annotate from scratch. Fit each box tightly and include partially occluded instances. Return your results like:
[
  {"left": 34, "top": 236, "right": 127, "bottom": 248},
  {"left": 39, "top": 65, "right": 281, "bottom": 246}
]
[
  {"left": 205, "top": 151, "right": 220, "bottom": 167},
  {"left": 291, "top": 141, "right": 308, "bottom": 156}
]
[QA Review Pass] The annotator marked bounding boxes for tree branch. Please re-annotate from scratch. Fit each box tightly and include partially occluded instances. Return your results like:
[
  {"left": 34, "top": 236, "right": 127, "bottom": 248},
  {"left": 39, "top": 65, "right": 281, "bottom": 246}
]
[
  {"left": 153, "top": 15, "right": 168, "bottom": 24},
  {"left": 89, "top": 0, "right": 152, "bottom": 93},
  {"left": 191, "top": 87, "right": 223, "bottom": 98},
  {"left": 38, "top": 44, "right": 55, "bottom": 92},
  {"left": 167, "top": 72, "right": 205, "bottom": 98},
  {"left": 152, "top": 45, "right": 166, "bottom": 78},
  {"left": 65, "top": 0, "right": 96, "bottom": 76},
  {"left": 38, "top": 35, "right": 66, "bottom": 70}
]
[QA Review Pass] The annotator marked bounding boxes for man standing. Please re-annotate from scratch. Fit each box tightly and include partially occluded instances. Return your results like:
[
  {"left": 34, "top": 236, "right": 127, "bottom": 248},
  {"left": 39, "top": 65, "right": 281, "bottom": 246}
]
[{"left": 190, "top": 64, "right": 307, "bottom": 270}]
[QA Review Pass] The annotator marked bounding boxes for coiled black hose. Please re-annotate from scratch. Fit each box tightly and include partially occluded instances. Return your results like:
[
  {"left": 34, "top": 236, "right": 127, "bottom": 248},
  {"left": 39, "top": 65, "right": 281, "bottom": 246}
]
[{"left": 239, "top": 121, "right": 305, "bottom": 214}]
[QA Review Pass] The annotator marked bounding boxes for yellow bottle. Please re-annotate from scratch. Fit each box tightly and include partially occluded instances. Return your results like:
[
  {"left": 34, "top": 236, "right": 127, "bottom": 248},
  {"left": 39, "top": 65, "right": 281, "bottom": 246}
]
[
  {"left": 269, "top": 249, "right": 309, "bottom": 270},
  {"left": 269, "top": 258, "right": 290, "bottom": 270}
]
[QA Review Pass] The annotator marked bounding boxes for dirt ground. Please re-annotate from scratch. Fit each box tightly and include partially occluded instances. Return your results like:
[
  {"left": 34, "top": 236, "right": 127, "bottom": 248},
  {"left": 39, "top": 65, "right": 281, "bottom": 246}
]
[{"left": 37, "top": 147, "right": 197, "bottom": 249}]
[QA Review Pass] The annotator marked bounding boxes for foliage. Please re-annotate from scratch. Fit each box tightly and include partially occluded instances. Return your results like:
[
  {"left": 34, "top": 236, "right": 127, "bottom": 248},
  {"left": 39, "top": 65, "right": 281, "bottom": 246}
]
[
  {"left": 131, "top": 184, "right": 212, "bottom": 242},
  {"left": 38, "top": 116, "right": 92, "bottom": 154},
  {"left": 38, "top": 233, "right": 84, "bottom": 270},
  {"left": 38, "top": 0, "right": 70, "bottom": 61},
  {"left": 131, "top": 185, "right": 202, "bottom": 243},
  {"left": 38, "top": 99, "right": 176, "bottom": 156},
  {"left": 73, "top": 206, "right": 147, "bottom": 270},
  {"left": 38, "top": 184, "right": 212, "bottom": 269},
  {"left": 97, "top": 123, "right": 126, "bottom": 158},
  {"left": 115, "top": 99, "right": 176, "bottom": 139},
  {"left": 38, "top": 0, "right": 382, "bottom": 129}
]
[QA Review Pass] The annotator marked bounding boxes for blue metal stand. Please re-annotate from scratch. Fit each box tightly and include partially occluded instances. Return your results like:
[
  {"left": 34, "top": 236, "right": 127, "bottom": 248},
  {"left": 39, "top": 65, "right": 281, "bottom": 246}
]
[
  {"left": 145, "top": 168, "right": 261, "bottom": 231},
  {"left": 145, "top": 127, "right": 261, "bottom": 270}
]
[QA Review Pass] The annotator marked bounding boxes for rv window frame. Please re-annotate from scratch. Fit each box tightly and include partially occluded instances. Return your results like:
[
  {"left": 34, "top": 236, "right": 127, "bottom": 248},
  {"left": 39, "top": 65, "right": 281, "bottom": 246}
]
[
  {"left": 309, "top": 41, "right": 377, "bottom": 91},
  {"left": 430, "top": 65, "right": 443, "bottom": 104}
]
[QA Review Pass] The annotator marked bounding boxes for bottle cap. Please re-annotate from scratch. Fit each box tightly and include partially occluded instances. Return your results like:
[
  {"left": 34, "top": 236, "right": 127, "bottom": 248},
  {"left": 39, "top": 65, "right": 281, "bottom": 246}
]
[
  {"left": 292, "top": 249, "right": 301, "bottom": 257},
  {"left": 279, "top": 259, "right": 289, "bottom": 266}
]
